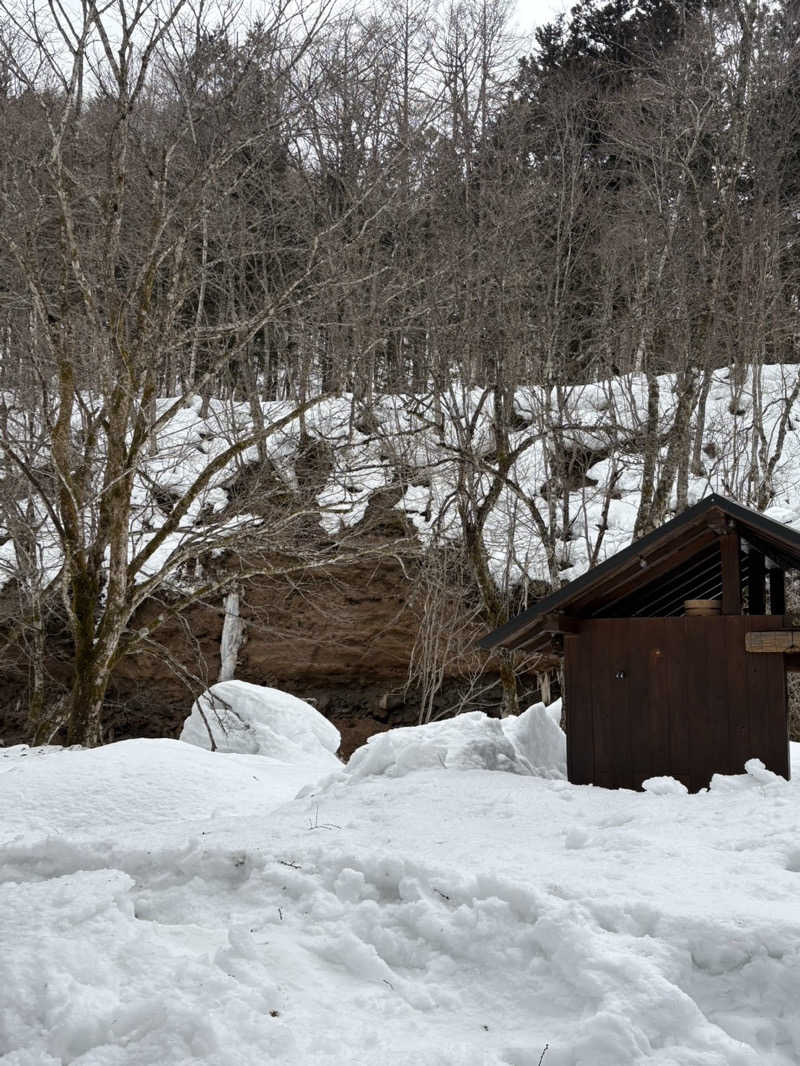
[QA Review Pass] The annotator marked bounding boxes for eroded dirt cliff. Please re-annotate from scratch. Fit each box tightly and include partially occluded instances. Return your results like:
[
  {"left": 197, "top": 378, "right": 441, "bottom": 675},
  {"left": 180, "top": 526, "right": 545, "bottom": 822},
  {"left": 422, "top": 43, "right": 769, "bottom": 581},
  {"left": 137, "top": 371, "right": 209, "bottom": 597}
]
[{"left": 103, "top": 551, "right": 541, "bottom": 758}]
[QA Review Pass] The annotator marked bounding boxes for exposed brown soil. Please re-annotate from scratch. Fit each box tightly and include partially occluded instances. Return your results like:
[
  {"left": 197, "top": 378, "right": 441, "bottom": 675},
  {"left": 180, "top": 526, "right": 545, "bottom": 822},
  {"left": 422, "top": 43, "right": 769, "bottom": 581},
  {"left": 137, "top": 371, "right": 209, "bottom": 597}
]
[{"left": 0, "top": 542, "right": 547, "bottom": 757}]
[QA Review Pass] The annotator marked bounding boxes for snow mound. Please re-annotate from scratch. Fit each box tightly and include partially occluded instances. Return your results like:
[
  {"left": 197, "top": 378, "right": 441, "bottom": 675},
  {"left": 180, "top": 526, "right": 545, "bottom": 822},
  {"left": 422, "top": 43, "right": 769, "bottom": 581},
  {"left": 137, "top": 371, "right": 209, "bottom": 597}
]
[
  {"left": 344, "top": 703, "right": 566, "bottom": 781},
  {"left": 180, "top": 681, "right": 341, "bottom": 768},
  {"left": 0, "top": 738, "right": 324, "bottom": 842},
  {"left": 642, "top": 776, "right": 689, "bottom": 795}
]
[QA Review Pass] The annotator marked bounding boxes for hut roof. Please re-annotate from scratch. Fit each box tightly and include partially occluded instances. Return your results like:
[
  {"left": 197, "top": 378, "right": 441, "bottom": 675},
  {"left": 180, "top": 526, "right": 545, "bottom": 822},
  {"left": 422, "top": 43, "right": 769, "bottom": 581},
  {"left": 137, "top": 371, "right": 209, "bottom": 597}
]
[{"left": 481, "top": 494, "right": 800, "bottom": 654}]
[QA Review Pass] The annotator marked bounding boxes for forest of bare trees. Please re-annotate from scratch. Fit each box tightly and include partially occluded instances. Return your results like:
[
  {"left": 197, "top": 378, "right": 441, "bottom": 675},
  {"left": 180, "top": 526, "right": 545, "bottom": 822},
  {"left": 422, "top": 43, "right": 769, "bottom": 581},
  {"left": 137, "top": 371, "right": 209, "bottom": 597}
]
[{"left": 1, "top": 0, "right": 800, "bottom": 745}]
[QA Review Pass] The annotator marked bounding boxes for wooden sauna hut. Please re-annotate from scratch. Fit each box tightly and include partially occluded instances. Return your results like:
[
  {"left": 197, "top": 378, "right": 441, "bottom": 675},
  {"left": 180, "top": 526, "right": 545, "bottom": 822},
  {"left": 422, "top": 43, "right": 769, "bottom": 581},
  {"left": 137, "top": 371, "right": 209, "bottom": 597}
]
[{"left": 481, "top": 494, "right": 800, "bottom": 792}]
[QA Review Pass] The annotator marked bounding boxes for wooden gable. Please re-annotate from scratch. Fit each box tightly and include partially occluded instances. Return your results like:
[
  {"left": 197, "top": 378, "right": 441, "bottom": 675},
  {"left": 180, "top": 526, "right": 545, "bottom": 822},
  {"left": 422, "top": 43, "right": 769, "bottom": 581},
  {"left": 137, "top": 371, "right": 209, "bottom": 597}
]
[{"left": 482, "top": 494, "right": 800, "bottom": 657}]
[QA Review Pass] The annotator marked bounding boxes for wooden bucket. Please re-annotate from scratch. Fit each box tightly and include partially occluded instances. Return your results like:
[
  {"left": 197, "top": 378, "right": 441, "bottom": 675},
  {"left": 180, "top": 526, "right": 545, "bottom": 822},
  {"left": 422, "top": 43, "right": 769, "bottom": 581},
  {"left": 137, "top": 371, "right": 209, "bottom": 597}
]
[{"left": 684, "top": 598, "right": 721, "bottom": 616}]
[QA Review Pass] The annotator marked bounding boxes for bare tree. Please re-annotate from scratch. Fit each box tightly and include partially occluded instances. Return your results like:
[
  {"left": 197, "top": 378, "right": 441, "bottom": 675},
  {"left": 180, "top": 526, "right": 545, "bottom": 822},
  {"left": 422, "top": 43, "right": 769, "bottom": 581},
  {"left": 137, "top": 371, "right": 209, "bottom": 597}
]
[{"left": 0, "top": 0, "right": 401, "bottom": 745}]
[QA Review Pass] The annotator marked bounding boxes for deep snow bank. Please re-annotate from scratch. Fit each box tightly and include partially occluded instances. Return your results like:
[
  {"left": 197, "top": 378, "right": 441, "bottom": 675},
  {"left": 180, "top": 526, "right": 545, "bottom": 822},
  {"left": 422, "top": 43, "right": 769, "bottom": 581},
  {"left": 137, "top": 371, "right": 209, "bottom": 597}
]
[
  {"left": 341, "top": 701, "right": 566, "bottom": 781},
  {"left": 4, "top": 732, "right": 800, "bottom": 1065},
  {"left": 180, "top": 680, "right": 341, "bottom": 769}
]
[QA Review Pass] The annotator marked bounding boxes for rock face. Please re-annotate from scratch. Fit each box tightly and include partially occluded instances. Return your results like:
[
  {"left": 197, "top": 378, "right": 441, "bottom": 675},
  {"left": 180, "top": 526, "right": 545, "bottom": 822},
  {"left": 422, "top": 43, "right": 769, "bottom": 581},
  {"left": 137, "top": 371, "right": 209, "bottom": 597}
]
[{"left": 0, "top": 547, "right": 546, "bottom": 756}]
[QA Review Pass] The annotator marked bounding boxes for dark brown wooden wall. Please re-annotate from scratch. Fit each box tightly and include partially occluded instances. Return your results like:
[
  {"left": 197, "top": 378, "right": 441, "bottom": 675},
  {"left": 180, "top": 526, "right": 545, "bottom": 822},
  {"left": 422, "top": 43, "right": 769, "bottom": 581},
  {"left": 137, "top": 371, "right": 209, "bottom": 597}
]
[{"left": 564, "top": 616, "right": 788, "bottom": 792}]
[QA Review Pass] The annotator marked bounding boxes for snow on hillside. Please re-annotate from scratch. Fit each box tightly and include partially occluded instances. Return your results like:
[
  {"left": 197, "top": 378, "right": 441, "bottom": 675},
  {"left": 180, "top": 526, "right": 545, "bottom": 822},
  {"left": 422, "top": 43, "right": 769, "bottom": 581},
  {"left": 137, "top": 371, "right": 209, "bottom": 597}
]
[
  {"left": 2, "top": 703, "right": 800, "bottom": 1065},
  {"left": 3, "top": 364, "right": 799, "bottom": 597},
  {"left": 318, "top": 364, "right": 800, "bottom": 586}
]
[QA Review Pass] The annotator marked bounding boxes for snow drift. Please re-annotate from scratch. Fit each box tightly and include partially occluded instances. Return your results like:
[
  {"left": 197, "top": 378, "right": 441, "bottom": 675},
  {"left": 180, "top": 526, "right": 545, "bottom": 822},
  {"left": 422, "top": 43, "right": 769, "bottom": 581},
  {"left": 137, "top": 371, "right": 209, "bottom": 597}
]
[{"left": 341, "top": 701, "right": 566, "bottom": 781}]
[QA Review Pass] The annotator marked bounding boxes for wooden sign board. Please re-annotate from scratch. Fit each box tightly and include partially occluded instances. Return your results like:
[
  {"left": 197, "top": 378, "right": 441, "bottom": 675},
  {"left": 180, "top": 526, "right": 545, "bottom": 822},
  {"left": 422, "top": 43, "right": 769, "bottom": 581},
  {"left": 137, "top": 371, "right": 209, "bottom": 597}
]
[{"left": 745, "top": 631, "right": 800, "bottom": 654}]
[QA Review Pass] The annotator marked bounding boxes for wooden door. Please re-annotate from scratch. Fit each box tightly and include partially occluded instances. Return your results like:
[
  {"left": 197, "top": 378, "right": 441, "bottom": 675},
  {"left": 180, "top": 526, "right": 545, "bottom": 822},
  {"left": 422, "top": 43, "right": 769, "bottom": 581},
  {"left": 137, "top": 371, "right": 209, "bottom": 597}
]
[{"left": 564, "top": 617, "right": 788, "bottom": 791}]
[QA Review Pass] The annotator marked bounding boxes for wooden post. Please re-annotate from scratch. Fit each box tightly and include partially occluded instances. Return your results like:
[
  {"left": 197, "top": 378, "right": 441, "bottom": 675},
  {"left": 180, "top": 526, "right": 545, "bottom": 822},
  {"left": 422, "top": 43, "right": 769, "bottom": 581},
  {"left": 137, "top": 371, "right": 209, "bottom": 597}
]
[
  {"left": 218, "top": 586, "right": 244, "bottom": 682},
  {"left": 747, "top": 550, "right": 766, "bottom": 615},
  {"left": 769, "top": 567, "right": 786, "bottom": 615},
  {"left": 720, "top": 531, "right": 741, "bottom": 615}
]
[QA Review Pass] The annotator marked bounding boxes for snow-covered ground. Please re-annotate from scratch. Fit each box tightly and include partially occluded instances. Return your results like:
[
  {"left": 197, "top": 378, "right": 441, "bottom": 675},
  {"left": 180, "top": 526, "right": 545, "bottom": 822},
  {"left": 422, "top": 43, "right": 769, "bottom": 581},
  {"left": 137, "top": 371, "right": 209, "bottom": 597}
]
[{"left": 2, "top": 687, "right": 800, "bottom": 1066}]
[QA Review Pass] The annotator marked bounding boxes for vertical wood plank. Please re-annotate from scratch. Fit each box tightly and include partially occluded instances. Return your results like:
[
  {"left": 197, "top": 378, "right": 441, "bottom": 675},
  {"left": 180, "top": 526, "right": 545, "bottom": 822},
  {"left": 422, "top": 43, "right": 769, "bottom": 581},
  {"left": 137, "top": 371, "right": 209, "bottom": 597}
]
[
  {"left": 727, "top": 617, "right": 750, "bottom": 772},
  {"left": 762, "top": 652, "right": 789, "bottom": 779},
  {"left": 612, "top": 620, "right": 635, "bottom": 790},
  {"left": 643, "top": 618, "right": 671, "bottom": 783},
  {"left": 590, "top": 621, "right": 619, "bottom": 789},
  {"left": 720, "top": 532, "right": 742, "bottom": 615},
  {"left": 741, "top": 615, "right": 788, "bottom": 778},
  {"left": 681, "top": 617, "right": 702, "bottom": 790},
  {"left": 747, "top": 551, "right": 766, "bottom": 615},
  {"left": 565, "top": 639, "right": 575, "bottom": 784},
  {"left": 628, "top": 621, "right": 652, "bottom": 786},
  {"left": 565, "top": 634, "right": 594, "bottom": 786},
  {"left": 689, "top": 617, "right": 727, "bottom": 787},
  {"left": 746, "top": 635, "right": 774, "bottom": 772},
  {"left": 667, "top": 619, "right": 691, "bottom": 789}
]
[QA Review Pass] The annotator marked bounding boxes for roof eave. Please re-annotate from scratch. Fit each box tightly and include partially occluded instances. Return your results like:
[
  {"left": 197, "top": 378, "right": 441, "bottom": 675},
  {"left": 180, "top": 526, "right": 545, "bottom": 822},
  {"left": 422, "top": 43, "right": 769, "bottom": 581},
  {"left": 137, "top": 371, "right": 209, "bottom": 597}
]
[{"left": 481, "top": 494, "right": 800, "bottom": 651}]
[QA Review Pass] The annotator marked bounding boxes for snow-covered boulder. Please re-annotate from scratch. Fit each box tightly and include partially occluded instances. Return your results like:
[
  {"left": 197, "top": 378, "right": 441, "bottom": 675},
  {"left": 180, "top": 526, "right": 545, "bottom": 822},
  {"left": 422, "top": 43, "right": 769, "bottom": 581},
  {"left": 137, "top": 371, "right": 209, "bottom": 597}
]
[
  {"left": 180, "top": 681, "right": 341, "bottom": 768},
  {"left": 343, "top": 702, "right": 566, "bottom": 781}
]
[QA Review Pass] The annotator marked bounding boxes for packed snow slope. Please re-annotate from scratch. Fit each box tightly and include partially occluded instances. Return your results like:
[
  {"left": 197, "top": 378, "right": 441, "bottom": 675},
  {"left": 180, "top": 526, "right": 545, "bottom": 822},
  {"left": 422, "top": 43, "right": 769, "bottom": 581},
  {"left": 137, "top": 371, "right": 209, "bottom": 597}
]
[{"left": 2, "top": 691, "right": 800, "bottom": 1065}]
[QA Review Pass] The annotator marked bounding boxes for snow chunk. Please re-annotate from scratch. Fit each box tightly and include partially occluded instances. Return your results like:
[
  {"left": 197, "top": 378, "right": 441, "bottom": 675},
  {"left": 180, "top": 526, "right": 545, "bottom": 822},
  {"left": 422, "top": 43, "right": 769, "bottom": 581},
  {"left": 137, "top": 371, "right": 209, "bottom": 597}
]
[
  {"left": 710, "top": 758, "right": 788, "bottom": 792},
  {"left": 181, "top": 681, "right": 341, "bottom": 768},
  {"left": 744, "top": 757, "right": 784, "bottom": 785},
  {"left": 642, "top": 776, "right": 689, "bottom": 796},
  {"left": 502, "top": 701, "right": 566, "bottom": 779},
  {"left": 344, "top": 703, "right": 566, "bottom": 781}
]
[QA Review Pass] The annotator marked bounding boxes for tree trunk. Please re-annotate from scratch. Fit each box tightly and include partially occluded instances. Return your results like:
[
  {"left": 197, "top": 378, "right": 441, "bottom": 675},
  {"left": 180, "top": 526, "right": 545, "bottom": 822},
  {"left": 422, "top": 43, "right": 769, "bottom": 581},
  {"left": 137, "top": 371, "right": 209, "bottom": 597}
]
[
  {"left": 25, "top": 589, "right": 47, "bottom": 742},
  {"left": 633, "top": 373, "right": 661, "bottom": 539},
  {"left": 66, "top": 657, "right": 111, "bottom": 747},
  {"left": 498, "top": 653, "right": 519, "bottom": 718},
  {"left": 649, "top": 369, "right": 698, "bottom": 526},
  {"left": 691, "top": 368, "right": 713, "bottom": 476}
]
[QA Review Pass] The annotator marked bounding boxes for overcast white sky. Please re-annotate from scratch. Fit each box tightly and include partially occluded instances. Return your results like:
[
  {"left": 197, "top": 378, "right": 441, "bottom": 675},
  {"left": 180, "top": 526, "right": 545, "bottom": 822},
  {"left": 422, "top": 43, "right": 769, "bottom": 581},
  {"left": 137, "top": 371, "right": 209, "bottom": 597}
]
[{"left": 510, "top": 0, "right": 570, "bottom": 48}]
